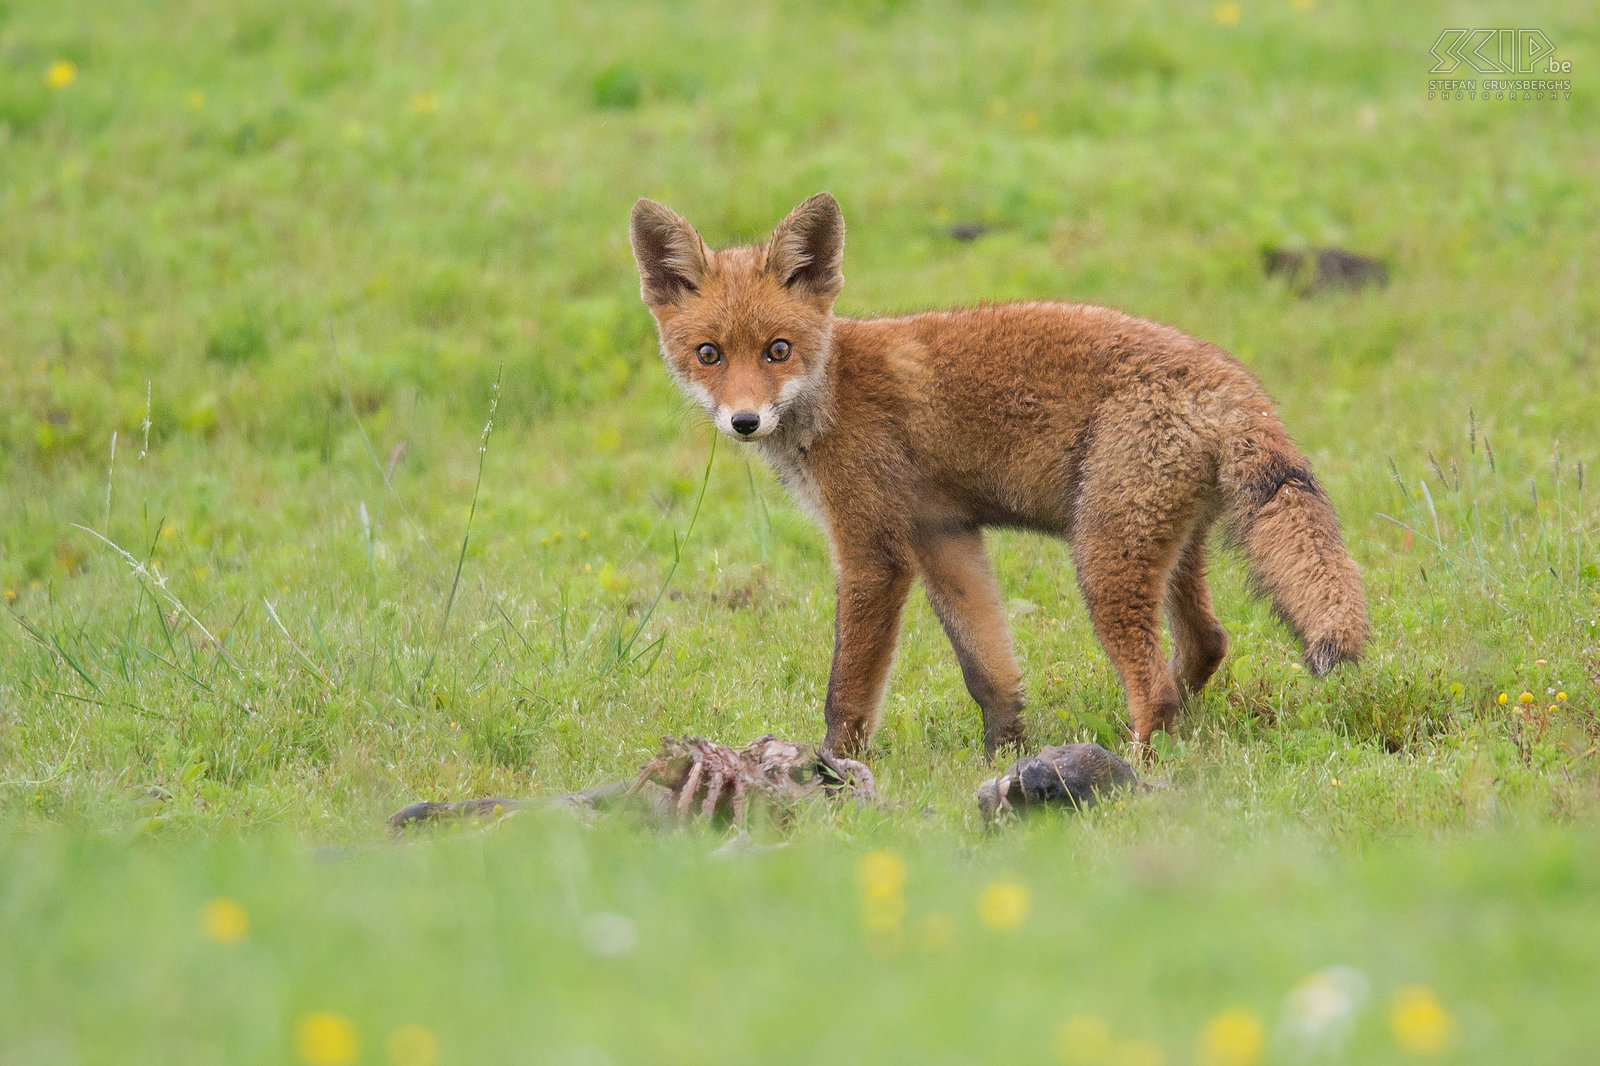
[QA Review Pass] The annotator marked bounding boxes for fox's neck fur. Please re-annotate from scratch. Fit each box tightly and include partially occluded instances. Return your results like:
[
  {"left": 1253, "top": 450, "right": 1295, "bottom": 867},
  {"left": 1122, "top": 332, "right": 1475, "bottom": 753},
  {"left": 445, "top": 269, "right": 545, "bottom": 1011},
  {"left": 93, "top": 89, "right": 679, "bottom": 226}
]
[{"left": 752, "top": 323, "right": 836, "bottom": 515}]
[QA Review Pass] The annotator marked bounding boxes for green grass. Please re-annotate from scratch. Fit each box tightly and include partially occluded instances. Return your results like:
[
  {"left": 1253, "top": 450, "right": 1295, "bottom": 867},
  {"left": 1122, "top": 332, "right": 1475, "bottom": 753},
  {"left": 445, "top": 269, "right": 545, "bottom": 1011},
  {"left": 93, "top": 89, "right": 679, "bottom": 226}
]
[{"left": 2, "top": 0, "right": 1598, "bottom": 1062}]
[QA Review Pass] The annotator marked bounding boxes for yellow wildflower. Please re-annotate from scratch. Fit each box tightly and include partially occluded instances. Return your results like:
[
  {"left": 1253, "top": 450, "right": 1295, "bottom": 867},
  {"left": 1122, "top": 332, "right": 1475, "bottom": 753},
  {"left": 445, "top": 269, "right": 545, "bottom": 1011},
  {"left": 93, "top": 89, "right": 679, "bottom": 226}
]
[
  {"left": 408, "top": 91, "right": 440, "bottom": 114},
  {"left": 861, "top": 894, "right": 905, "bottom": 931},
  {"left": 858, "top": 850, "right": 907, "bottom": 931},
  {"left": 199, "top": 897, "right": 249, "bottom": 945},
  {"left": 1518, "top": 691, "right": 1534, "bottom": 705},
  {"left": 185, "top": 89, "right": 205, "bottom": 111},
  {"left": 1197, "top": 1007, "right": 1264, "bottom": 1066},
  {"left": 1390, "top": 986, "right": 1456, "bottom": 1056},
  {"left": 1214, "top": 2, "right": 1242, "bottom": 26},
  {"left": 295, "top": 1012, "right": 359, "bottom": 1066},
  {"left": 977, "top": 881, "right": 1030, "bottom": 930},
  {"left": 1496, "top": 692, "right": 1507, "bottom": 705},
  {"left": 46, "top": 60, "right": 77, "bottom": 89},
  {"left": 857, "top": 850, "right": 907, "bottom": 898}
]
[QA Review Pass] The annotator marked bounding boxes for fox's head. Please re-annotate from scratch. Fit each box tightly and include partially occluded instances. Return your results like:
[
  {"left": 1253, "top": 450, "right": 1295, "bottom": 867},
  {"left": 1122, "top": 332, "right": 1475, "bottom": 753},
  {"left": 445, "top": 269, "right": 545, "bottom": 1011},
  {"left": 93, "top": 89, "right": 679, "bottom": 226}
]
[{"left": 629, "top": 193, "right": 844, "bottom": 441}]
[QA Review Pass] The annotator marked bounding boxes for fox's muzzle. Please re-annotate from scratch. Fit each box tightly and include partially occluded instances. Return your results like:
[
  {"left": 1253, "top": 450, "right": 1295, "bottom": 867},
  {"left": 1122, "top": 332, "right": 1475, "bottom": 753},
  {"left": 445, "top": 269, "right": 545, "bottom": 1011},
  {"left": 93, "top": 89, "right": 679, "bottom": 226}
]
[{"left": 714, "top": 403, "right": 777, "bottom": 440}]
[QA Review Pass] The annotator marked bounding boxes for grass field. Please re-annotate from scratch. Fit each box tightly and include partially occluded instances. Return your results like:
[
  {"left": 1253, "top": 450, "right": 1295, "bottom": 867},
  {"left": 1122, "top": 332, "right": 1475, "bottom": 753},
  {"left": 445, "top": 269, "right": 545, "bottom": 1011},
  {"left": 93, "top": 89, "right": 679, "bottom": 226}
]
[{"left": 2, "top": 1, "right": 1598, "bottom": 1062}]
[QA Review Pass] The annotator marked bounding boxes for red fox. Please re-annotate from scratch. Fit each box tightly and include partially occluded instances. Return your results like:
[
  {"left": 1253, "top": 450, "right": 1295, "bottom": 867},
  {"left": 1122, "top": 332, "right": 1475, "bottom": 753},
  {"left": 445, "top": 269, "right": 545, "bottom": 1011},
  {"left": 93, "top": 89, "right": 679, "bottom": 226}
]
[{"left": 630, "top": 193, "right": 1368, "bottom": 758}]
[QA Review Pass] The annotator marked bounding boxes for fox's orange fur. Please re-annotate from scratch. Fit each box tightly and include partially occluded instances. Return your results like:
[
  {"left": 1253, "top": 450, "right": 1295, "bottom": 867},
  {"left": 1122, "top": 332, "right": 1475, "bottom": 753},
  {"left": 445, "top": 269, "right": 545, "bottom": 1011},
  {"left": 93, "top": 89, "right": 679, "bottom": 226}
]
[{"left": 631, "top": 193, "right": 1368, "bottom": 758}]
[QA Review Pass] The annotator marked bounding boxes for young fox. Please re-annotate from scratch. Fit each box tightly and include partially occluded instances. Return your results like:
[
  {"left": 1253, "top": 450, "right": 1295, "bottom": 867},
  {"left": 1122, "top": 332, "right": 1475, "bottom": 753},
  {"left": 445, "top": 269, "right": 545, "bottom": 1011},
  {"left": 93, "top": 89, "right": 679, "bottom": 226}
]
[{"left": 630, "top": 193, "right": 1368, "bottom": 758}]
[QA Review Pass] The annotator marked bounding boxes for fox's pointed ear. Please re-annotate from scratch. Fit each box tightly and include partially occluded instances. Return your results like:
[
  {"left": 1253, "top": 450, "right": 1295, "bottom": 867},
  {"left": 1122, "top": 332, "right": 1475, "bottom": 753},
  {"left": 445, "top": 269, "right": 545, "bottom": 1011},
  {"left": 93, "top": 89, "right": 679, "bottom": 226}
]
[
  {"left": 765, "top": 193, "right": 844, "bottom": 305},
  {"left": 630, "top": 199, "right": 708, "bottom": 310}
]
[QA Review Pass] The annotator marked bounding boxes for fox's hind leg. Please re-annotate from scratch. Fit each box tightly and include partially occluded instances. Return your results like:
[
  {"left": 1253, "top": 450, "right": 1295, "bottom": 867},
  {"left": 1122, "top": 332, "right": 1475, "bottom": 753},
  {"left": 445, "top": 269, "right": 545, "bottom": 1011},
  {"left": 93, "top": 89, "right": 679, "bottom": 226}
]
[
  {"left": 1165, "top": 521, "right": 1229, "bottom": 699},
  {"left": 913, "top": 526, "right": 1027, "bottom": 757},
  {"left": 1073, "top": 530, "right": 1183, "bottom": 744},
  {"left": 1070, "top": 401, "right": 1213, "bottom": 745}
]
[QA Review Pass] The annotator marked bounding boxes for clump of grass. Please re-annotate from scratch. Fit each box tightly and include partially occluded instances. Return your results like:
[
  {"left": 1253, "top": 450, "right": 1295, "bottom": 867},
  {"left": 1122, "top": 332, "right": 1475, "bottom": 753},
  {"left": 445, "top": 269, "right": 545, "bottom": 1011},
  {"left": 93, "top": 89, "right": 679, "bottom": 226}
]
[{"left": 204, "top": 304, "right": 270, "bottom": 366}]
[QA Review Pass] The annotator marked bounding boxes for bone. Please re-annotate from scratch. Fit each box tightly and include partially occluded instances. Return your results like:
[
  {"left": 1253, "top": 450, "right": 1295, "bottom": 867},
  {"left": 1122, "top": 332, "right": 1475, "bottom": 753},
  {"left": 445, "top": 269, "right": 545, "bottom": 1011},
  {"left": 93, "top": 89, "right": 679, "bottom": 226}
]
[{"left": 387, "top": 734, "right": 878, "bottom": 832}]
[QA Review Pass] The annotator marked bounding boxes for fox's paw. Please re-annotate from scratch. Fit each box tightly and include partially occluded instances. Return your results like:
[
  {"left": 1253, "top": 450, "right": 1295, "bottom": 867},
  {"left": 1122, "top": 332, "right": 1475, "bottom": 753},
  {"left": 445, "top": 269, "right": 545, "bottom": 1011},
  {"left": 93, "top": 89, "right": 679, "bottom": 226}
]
[{"left": 982, "top": 719, "right": 1028, "bottom": 762}]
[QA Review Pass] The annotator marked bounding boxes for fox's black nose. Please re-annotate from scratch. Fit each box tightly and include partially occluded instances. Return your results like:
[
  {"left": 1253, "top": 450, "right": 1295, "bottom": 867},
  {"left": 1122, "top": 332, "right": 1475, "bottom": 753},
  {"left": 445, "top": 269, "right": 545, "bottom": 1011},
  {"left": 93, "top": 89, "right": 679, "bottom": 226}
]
[{"left": 730, "top": 411, "right": 761, "bottom": 436}]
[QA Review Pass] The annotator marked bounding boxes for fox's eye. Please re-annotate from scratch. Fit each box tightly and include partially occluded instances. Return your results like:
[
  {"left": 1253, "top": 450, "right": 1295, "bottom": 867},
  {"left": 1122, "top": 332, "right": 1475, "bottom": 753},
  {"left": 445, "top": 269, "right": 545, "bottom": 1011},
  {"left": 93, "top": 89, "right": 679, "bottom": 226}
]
[
  {"left": 696, "top": 343, "right": 721, "bottom": 366},
  {"left": 766, "top": 339, "right": 791, "bottom": 362}
]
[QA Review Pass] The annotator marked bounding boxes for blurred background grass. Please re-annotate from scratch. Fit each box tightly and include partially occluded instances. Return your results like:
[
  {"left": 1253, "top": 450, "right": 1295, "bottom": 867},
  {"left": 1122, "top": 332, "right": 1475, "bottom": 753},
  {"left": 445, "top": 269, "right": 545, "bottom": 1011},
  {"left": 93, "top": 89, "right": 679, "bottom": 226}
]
[{"left": 1, "top": 0, "right": 1598, "bottom": 1062}]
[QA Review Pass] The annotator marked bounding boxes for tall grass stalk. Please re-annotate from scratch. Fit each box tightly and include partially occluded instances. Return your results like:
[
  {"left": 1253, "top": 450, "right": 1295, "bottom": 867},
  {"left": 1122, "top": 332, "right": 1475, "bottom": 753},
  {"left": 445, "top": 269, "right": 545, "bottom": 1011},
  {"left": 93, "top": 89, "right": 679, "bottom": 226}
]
[
  {"left": 418, "top": 368, "right": 502, "bottom": 687},
  {"left": 608, "top": 431, "right": 718, "bottom": 674}
]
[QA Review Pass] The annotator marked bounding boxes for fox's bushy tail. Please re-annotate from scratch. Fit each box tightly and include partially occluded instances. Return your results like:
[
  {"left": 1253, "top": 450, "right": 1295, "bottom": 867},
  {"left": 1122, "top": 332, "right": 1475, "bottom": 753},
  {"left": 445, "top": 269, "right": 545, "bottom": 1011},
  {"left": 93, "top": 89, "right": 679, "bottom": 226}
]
[{"left": 1218, "top": 421, "right": 1368, "bottom": 675}]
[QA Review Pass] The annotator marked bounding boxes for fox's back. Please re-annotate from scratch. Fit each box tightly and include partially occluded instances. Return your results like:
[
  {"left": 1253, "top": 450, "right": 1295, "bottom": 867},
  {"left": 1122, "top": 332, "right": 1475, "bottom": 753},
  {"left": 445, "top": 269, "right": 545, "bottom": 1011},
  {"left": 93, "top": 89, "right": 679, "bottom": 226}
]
[{"left": 826, "top": 301, "right": 1260, "bottom": 529}]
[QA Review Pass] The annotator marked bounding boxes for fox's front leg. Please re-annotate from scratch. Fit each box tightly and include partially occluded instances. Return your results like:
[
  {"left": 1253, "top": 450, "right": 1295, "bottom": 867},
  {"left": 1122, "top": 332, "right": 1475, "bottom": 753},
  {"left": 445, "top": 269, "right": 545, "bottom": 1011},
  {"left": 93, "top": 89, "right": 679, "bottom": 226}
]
[
  {"left": 913, "top": 526, "right": 1027, "bottom": 758},
  {"left": 820, "top": 551, "right": 914, "bottom": 758}
]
